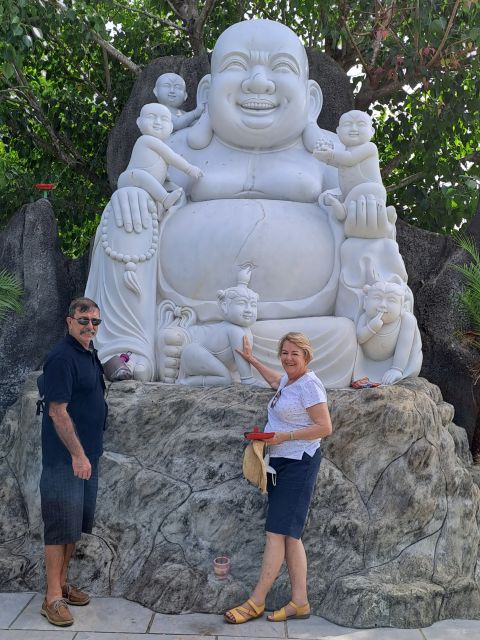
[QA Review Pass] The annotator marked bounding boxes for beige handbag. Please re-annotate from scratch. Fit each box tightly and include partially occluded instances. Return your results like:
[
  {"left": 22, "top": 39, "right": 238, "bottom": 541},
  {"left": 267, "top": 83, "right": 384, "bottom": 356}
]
[
  {"left": 243, "top": 441, "right": 268, "bottom": 493},
  {"left": 243, "top": 441, "right": 277, "bottom": 494}
]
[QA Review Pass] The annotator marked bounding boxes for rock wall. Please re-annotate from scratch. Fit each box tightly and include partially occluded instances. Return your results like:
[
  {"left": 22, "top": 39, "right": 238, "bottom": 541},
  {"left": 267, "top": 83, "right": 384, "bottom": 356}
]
[
  {"left": 397, "top": 219, "right": 480, "bottom": 449},
  {"left": 1, "top": 376, "right": 479, "bottom": 628},
  {"left": 0, "top": 200, "right": 88, "bottom": 423}
]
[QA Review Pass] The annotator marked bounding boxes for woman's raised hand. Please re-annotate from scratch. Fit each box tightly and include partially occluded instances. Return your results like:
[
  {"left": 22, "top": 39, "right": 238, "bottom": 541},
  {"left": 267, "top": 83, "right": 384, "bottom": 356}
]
[{"left": 235, "top": 335, "right": 254, "bottom": 363}]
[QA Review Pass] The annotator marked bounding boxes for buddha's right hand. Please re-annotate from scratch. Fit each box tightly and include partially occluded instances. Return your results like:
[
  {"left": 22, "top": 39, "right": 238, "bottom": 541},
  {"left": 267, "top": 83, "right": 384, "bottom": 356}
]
[{"left": 111, "top": 187, "right": 156, "bottom": 233}]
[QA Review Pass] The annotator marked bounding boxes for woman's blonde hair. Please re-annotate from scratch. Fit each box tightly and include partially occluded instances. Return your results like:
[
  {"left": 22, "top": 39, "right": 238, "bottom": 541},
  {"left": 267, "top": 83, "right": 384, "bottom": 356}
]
[{"left": 277, "top": 332, "right": 313, "bottom": 363}]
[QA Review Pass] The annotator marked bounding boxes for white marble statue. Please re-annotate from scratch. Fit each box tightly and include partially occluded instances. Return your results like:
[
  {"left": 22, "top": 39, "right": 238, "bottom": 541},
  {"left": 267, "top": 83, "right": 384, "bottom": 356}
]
[
  {"left": 167, "top": 269, "right": 260, "bottom": 386},
  {"left": 117, "top": 103, "right": 203, "bottom": 210},
  {"left": 154, "top": 72, "right": 204, "bottom": 131},
  {"left": 85, "top": 18, "right": 422, "bottom": 387},
  {"left": 313, "top": 110, "right": 386, "bottom": 223},
  {"left": 354, "top": 279, "right": 422, "bottom": 384}
]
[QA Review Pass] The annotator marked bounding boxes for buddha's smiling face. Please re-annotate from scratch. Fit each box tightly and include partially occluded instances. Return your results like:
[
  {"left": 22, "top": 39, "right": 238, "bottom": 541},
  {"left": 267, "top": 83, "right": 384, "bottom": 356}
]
[{"left": 208, "top": 20, "right": 310, "bottom": 149}]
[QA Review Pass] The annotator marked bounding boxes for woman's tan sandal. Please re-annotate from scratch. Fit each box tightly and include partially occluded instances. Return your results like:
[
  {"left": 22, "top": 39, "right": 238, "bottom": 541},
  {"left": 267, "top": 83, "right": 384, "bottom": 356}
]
[
  {"left": 224, "top": 598, "right": 265, "bottom": 624},
  {"left": 268, "top": 600, "right": 310, "bottom": 621}
]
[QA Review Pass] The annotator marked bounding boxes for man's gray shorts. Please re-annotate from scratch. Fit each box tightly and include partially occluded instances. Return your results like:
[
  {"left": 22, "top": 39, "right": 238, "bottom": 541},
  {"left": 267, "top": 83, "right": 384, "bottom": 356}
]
[{"left": 40, "top": 459, "right": 99, "bottom": 545}]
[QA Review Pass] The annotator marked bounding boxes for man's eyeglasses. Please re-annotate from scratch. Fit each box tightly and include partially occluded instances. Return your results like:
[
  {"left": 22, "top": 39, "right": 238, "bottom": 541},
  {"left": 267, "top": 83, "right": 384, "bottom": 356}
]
[
  {"left": 270, "top": 389, "right": 281, "bottom": 408},
  {"left": 69, "top": 316, "right": 102, "bottom": 326}
]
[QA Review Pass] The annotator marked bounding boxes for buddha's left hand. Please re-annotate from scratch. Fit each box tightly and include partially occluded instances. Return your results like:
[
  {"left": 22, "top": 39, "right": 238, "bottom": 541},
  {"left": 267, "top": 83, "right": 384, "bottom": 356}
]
[{"left": 344, "top": 195, "right": 397, "bottom": 240}]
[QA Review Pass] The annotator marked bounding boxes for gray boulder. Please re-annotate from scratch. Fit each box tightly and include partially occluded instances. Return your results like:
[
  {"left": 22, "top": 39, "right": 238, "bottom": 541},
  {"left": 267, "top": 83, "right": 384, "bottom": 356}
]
[
  {"left": 306, "top": 48, "right": 355, "bottom": 132},
  {"left": 397, "top": 219, "right": 480, "bottom": 450},
  {"left": 0, "top": 200, "right": 88, "bottom": 422},
  {"left": 1, "top": 376, "right": 479, "bottom": 628}
]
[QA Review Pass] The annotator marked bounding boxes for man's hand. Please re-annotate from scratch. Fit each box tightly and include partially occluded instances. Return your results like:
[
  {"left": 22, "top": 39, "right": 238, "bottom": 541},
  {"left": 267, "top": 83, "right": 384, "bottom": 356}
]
[
  {"left": 111, "top": 187, "right": 156, "bottom": 233},
  {"left": 344, "top": 195, "right": 397, "bottom": 239},
  {"left": 49, "top": 402, "right": 91, "bottom": 477},
  {"left": 72, "top": 454, "right": 92, "bottom": 480}
]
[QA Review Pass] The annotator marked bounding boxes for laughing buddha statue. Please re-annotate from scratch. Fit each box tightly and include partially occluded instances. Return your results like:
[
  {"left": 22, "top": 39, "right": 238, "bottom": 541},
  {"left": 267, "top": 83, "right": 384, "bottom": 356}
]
[{"left": 86, "top": 19, "right": 422, "bottom": 387}]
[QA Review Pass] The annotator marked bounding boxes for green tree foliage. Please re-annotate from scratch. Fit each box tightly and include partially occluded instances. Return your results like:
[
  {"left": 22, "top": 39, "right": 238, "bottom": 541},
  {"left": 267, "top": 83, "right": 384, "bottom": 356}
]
[
  {"left": 452, "top": 233, "right": 480, "bottom": 348},
  {"left": 0, "top": 0, "right": 478, "bottom": 256}
]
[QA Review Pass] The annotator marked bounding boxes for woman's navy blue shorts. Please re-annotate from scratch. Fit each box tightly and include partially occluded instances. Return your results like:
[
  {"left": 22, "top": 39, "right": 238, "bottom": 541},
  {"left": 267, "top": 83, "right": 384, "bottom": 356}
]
[
  {"left": 265, "top": 448, "right": 321, "bottom": 539},
  {"left": 40, "top": 459, "right": 99, "bottom": 545}
]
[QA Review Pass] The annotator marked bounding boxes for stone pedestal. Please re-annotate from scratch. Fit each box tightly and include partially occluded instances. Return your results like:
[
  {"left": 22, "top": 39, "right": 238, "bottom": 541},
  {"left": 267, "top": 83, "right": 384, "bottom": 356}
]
[{"left": 1, "top": 377, "right": 479, "bottom": 628}]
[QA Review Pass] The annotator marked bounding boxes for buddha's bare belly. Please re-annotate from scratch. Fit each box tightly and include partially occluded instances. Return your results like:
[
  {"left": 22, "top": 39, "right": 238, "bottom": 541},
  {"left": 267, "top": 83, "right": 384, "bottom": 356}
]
[{"left": 158, "top": 199, "right": 343, "bottom": 322}]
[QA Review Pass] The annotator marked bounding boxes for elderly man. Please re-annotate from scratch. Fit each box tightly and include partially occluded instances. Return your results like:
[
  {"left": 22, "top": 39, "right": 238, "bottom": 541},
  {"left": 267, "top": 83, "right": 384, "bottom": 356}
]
[
  {"left": 40, "top": 297, "right": 107, "bottom": 627},
  {"left": 86, "top": 19, "right": 413, "bottom": 387}
]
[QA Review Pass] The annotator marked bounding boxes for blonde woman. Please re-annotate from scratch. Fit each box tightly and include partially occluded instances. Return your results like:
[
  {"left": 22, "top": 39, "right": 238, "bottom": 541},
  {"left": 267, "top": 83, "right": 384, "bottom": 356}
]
[{"left": 224, "top": 332, "right": 332, "bottom": 624}]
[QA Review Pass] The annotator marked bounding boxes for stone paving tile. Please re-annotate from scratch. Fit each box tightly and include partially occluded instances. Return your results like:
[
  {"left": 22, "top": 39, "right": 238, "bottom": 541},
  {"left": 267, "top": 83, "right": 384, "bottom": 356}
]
[
  {"left": 0, "top": 592, "right": 36, "bottom": 628},
  {"left": 284, "top": 615, "right": 356, "bottom": 638},
  {"left": 11, "top": 594, "right": 153, "bottom": 633},
  {"left": 283, "top": 617, "right": 424, "bottom": 640},
  {"left": 217, "top": 636, "right": 292, "bottom": 640},
  {"left": 0, "top": 632, "right": 74, "bottom": 640},
  {"left": 421, "top": 618, "right": 480, "bottom": 639},
  {"left": 283, "top": 616, "right": 427, "bottom": 639},
  {"left": 316, "top": 629, "right": 424, "bottom": 639},
  {"left": 151, "top": 612, "right": 286, "bottom": 637},
  {"left": 4, "top": 594, "right": 480, "bottom": 640},
  {"left": 77, "top": 634, "right": 212, "bottom": 640}
]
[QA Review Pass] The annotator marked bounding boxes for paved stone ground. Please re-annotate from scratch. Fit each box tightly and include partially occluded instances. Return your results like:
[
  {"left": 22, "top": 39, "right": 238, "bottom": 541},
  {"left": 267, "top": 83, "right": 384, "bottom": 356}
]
[{"left": 2, "top": 593, "right": 480, "bottom": 640}]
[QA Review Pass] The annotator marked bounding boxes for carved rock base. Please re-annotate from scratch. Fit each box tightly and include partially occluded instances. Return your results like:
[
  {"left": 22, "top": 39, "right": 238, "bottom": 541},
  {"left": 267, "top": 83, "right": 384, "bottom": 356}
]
[{"left": 1, "top": 376, "right": 479, "bottom": 628}]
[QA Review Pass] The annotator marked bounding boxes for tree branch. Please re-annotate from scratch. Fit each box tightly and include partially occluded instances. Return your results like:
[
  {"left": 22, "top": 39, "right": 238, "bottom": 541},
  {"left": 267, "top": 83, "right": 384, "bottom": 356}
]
[
  {"left": 110, "top": 1, "right": 187, "bottom": 32},
  {"left": 89, "top": 31, "right": 141, "bottom": 76},
  {"left": 382, "top": 153, "right": 404, "bottom": 176},
  {"left": 427, "top": 0, "right": 462, "bottom": 68},
  {"left": 355, "top": 78, "right": 403, "bottom": 110},
  {"left": 386, "top": 171, "right": 425, "bottom": 193},
  {"left": 198, "top": 0, "right": 217, "bottom": 29},
  {"left": 9, "top": 65, "right": 89, "bottom": 169},
  {"left": 341, "top": 15, "right": 373, "bottom": 82},
  {"left": 371, "top": 0, "right": 396, "bottom": 67},
  {"left": 48, "top": 33, "right": 111, "bottom": 104},
  {"left": 45, "top": 0, "right": 141, "bottom": 75},
  {"left": 102, "top": 47, "right": 112, "bottom": 100},
  {"left": 165, "top": 0, "right": 189, "bottom": 20}
]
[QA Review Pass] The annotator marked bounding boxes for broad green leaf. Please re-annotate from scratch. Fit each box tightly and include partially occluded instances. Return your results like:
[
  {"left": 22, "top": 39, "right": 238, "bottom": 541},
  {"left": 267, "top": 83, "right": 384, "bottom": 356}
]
[{"left": 1, "top": 62, "right": 15, "bottom": 79}]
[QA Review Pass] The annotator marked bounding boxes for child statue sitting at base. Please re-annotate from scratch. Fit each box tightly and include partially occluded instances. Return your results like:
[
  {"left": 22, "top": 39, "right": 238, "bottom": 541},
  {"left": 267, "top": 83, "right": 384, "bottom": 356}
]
[
  {"left": 176, "top": 276, "right": 260, "bottom": 387},
  {"left": 117, "top": 103, "right": 203, "bottom": 211},
  {"left": 313, "top": 110, "right": 386, "bottom": 221},
  {"left": 156, "top": 267, "right": 260, "bottom": 386},
  {"left": 355, "top": 278, "right": 421, "bottom": 385},
  {"left": 153, "top": 72, "right": 204, "bottom": 131}
]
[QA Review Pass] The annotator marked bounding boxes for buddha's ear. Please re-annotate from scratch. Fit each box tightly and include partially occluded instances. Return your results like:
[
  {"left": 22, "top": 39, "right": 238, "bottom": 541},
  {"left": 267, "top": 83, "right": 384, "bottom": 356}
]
[
  {"left": 302, "top": 80, "right": 325, "bottom": 152},
  {"left": 187, "top": 74, "right": 213, "bottom": 149},
  {"left": 196, "top": 74, "right": 211, "bottom": 106},
  {"left": 308, "top": 79, "right": 323, "bottom": 123}
]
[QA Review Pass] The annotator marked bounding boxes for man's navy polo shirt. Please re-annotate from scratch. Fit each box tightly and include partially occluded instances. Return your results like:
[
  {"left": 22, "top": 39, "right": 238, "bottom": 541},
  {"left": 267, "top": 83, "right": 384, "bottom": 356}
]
[{"left": 42, "top": 334, "right": 107, "bottom": 466}]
